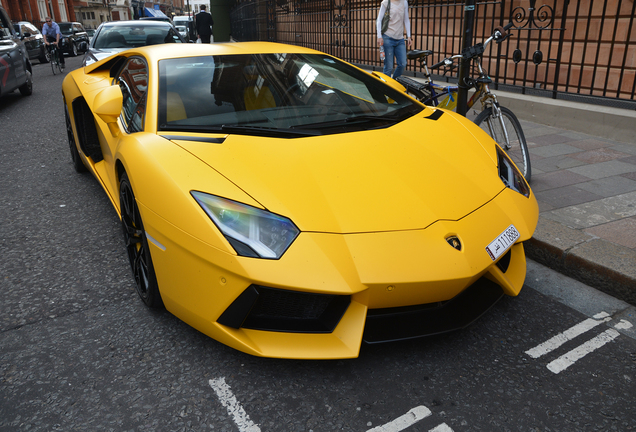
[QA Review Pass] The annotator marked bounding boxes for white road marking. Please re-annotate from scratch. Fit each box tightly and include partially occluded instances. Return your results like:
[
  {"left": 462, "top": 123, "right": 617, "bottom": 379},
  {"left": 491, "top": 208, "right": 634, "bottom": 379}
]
[
  {"left": 614, "top": 319, "right": 634, "bottom": 331},
  {"left": 527, "top": 313, "right": 634, "bottom": 374},
  {"left": 547, "top": 328, "right": 621, "bottom": 374},
  {"left": 209, "top": 377, "right": 261, "bottom": 432},
  {"left": 366, "top": 406, "right": 432, "bottom": 432},
  {"left": 429, "top": 423, "right": 454, "bottom": 432},
  {"left": 525, "top": 312, "right": 611, "bottom": 358}
]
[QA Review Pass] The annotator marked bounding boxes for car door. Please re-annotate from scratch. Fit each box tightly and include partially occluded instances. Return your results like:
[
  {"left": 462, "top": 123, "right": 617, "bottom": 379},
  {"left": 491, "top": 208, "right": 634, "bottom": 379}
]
[
  {"left": 0, "top": 10, "right": 19, "bottom": 94},
  {"left": 24, "top": 23, "right": 42, "bottom": 59},
  {"left": 103, "top": 56, "right": 150, "bottom": 197},
  {"left": 17, "top": 23, "right": 36, "bottom": 59},
  {"left": 73, "top": 23, "right": 88, "bottom": 47}
]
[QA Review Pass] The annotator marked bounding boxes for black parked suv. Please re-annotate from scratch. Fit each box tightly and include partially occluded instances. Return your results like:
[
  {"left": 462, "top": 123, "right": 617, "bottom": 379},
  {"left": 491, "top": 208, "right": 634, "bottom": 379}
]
[
  {"left": 58, "top": 21, "right": 89, "bottom": 56},
  {"left": 0, "top": 7, "right": 33, "bottom": 98},
  {"left": 13, "top": 21, "right": 49, "bottom": 63}
]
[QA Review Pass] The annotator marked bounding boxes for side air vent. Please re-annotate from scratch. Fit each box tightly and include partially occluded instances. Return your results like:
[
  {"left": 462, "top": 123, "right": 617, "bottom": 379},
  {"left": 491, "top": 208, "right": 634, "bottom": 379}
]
[{"left": 72, "top": 97, "right": 103, "bottom": 163}]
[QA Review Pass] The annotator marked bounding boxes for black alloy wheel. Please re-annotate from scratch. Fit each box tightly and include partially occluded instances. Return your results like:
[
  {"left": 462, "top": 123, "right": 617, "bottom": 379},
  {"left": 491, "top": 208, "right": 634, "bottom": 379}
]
[
  {"left": 64, "top": 103, "right": 86, "bottom": 173},
  {"left": 119, "top": 172, "right": 164, "bottom": 308}
]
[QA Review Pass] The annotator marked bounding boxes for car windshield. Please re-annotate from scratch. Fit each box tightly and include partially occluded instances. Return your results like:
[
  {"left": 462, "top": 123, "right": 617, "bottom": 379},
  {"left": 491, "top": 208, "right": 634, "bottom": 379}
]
[
  {"left": 157, "top": 53, "right": 422, "bottom": 137},
  {"left": 94, "top": 25, "right": 183, "bottom": 49},
  {"left": 58, "top": 23, "right": 73, "bottom": 35}
]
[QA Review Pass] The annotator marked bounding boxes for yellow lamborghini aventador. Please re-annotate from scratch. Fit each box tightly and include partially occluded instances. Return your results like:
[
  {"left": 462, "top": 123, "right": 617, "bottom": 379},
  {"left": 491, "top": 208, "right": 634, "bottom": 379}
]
[{"left": 62, "top": 42, "right": 538, "bottom": 359}]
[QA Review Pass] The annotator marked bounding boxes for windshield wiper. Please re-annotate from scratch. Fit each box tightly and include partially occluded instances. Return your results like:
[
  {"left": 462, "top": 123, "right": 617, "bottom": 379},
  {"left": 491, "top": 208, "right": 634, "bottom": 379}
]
[
  {"left": 290, "top": 112, "right": 403, "bottom": 130},
  {"left": 162, "top": 124, "right": 320, "bottom": 138},
  {"left": 220, "top": 125, "right": 320, "bottom": 137}
]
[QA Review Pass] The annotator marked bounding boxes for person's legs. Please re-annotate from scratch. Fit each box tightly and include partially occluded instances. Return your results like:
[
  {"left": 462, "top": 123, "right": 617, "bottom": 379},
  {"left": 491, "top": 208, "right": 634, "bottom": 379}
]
[
  {"left": 392, "top": 39, "right": 406, "bottom": 78},
  {"left": 201, "top": 35, "right": 211, "bottom": 43},
  {"left": 382, "top": 35, "right": 395, "bottom": 77}
]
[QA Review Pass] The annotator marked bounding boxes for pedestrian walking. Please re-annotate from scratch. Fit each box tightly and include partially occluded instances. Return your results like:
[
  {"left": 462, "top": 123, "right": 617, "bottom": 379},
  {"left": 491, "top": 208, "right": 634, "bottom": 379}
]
[
  {"left": 41, "top": 16, "right": 65, "bottom": 69},
  {"left": 376, "top": 0, "right": 412, "bottom": 79},
  {"left": 195, "top": 5, "right": 214, "bottom": 43}
]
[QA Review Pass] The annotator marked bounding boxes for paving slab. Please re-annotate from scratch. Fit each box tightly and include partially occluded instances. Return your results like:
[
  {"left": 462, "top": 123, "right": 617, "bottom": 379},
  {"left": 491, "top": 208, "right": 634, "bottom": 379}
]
[{"left": 513, "top": 94, "right": 636, "bottom": 306}]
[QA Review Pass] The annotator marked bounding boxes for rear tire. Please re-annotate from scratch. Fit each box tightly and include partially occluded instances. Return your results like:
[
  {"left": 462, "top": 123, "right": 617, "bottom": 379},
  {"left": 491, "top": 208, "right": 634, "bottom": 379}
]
[
  {"left": 474, "top": 105, "right": 531, "bottom": 182},
  {"left": 18, "top": 70, "right": 33, "bottom": 96},
  {"left": 119, "top": 172, "right": 164, "bottom": 309}
]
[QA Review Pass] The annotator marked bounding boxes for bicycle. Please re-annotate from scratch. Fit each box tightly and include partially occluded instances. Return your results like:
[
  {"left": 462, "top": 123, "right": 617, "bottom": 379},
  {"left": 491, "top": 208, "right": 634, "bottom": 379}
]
[
  {"left": 396, "top": 23, "right": 531, "bottom": 182},
  {"left": 46, "top": 42, "right": 63, "bottom": 75}
]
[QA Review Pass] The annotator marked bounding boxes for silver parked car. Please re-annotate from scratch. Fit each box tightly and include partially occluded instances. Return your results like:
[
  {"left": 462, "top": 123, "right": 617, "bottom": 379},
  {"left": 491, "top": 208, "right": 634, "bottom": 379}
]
[{"left": 82, "top": 20, "right": 186, "bottom": 66}]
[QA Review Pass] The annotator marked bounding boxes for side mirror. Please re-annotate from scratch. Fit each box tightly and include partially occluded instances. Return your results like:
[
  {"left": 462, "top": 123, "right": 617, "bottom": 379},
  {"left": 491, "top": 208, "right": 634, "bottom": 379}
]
[
  {"left": 23, "top": 32, "right": 32, "bottom": 38},
  {"left": 94, "top": 85, "right": 123, "bottom": 135},
  {"left": 79, "top": 41, "right": 88, "bottom": 51}
]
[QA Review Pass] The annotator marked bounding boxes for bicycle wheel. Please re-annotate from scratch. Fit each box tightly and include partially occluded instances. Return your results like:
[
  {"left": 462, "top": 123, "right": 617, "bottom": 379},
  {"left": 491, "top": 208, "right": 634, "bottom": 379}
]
[
  {"left": 55, "top": 49, "right": 64, "bottom": 73},
  {"left": 474, "top": 105, "right": 531, "bottom": 182},
  {"left": 50, "top": 50, "right": 57, "bottom": 75}
]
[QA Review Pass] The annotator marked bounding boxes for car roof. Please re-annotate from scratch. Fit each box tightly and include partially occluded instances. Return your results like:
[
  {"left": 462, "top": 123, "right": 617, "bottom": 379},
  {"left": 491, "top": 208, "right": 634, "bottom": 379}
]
[
  {"left": 99, "top": 20, "right": 173, "bottom": 28},
  {"left": 85, "top": 42, "right": 323, "bottom": 73}
]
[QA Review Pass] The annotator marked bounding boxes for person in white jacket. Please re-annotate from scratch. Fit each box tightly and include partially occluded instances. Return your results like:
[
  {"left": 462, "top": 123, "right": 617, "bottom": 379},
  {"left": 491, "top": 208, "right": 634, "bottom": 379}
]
[{"left": 376, "top": 0, "right": 413, "bottom": 79}]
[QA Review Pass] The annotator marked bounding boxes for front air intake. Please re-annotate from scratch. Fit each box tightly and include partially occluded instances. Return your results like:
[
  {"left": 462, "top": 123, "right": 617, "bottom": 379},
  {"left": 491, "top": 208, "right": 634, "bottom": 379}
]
[{"left": 218, "top": 285, "right": 350, "bottom": 333}]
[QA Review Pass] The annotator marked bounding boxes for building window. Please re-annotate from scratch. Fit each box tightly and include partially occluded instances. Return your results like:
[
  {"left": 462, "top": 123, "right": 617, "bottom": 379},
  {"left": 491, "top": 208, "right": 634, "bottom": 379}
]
[
  {"left": 58, "top": 0, "right": 68, "bottom": 21},
  {"left": 37, "top": 0, "right": 47, "bottom": 21}
]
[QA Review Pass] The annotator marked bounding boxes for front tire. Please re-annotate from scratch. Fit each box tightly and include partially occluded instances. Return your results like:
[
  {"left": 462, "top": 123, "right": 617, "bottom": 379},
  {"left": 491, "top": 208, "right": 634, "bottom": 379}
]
[
  {"left": 474, "top": 105, "right": 531, "bottom": 182},
  {"left": 64, "top": 103, "right": 87, "bottom": 173},
  {"left": 71, "top": 42, "right": 78, "bottom": 57},
  {"left": 50, "top": 51, "right": 57, "bottom": 75},
  {"left": 120, "top": 172, "right": 164, "bottom": 309}
]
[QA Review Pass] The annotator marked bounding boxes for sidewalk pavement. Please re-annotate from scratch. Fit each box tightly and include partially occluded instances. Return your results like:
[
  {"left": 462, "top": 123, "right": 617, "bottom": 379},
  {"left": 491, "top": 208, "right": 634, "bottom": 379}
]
[{"left": 481, "top": 91, "right": 636, "bottom": 306}]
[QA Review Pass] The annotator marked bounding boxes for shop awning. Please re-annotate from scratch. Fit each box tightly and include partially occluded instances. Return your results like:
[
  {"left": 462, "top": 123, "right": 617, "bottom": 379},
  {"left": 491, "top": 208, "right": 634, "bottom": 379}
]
[{"left": 144, "top": 7, "right": 168, "bottom": 18}]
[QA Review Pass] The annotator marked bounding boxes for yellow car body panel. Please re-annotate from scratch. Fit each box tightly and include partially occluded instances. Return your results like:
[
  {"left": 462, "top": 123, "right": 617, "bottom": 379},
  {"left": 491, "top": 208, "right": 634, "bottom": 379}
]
[{"left": 62, "top": 42, "right": 538, "bottom": 359}]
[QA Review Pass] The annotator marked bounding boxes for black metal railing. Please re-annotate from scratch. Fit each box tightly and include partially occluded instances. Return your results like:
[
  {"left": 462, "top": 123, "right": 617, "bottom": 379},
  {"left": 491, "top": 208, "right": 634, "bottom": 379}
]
[{"left": 229, "top": 0, "right": 636, "bottom": 109}]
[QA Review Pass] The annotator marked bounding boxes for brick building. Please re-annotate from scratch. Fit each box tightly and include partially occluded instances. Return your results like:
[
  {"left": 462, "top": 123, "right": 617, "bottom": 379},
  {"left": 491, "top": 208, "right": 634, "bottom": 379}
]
[{"left": 0, "top": 0, "right": 187, "bottom": 29}]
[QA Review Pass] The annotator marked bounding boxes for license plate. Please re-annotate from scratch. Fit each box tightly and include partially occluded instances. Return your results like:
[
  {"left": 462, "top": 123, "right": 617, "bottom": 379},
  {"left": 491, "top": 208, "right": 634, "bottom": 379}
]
[{"left": 485, "top": 225, "right": 520, "bottom": 261}]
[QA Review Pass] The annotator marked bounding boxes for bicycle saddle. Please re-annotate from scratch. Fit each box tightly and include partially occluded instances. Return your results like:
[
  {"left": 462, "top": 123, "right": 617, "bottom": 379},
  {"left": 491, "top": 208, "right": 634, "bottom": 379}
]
[{"left": 406, "top": 50, "right": 433, "bottom": 60}]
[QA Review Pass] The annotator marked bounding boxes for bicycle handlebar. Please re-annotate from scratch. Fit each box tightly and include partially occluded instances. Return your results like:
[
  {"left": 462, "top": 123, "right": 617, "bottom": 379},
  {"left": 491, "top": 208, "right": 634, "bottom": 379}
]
[{"left": 421, "top": 23, "right": 514, "bottom": 72}]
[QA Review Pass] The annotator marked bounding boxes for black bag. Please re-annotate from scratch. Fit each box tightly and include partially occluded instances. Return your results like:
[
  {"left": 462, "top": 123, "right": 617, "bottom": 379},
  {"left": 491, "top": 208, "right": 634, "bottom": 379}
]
[{"left": 381, "top": 0, "right": 391, "bottom": 34}]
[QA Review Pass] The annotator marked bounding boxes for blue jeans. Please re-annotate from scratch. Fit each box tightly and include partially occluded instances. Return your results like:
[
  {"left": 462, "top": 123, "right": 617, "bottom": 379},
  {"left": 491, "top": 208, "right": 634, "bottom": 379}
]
[{"left": 382, "top": 35, "right": 407, "bottom": 79}]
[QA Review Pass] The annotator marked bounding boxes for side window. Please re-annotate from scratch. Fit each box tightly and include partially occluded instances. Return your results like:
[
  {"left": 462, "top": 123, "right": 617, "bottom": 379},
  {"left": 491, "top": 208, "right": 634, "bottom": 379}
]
[
  {"left": 117, "top": 57, "right": 149, "bottom": 133},
  {"left": 0, "top": 12, "right": 12, "bottom": 39}
]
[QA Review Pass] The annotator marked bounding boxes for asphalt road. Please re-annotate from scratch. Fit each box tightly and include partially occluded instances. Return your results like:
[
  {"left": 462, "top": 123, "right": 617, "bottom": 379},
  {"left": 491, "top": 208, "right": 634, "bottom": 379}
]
[{"left": 1, "top": 55, "right": 635, "bottom": 432}]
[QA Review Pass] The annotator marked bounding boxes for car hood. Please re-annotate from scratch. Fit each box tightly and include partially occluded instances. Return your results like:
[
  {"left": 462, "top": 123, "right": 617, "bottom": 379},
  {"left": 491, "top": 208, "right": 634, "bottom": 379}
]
[{"left": 169, "top": 110, "right": 505, "bottom": 234}]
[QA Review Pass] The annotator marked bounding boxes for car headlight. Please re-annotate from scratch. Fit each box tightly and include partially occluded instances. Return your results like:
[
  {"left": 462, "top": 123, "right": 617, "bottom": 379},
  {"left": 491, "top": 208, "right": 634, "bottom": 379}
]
[
  {"left": 192, "top": 192, "right": 300, "bottom": 259},
  {"left": 497, "top": 146, "right": 530, "bottom": 197}
]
